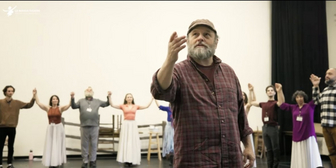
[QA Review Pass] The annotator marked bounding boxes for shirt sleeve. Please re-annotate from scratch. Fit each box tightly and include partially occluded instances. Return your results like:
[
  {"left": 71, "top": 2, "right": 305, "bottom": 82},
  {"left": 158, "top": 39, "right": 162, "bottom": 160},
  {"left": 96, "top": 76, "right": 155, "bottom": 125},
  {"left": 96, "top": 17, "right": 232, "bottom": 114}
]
[
  {"left": 308, "top": 100, "right": 316, "bottom": 108},
  {"left": 150, "top": 69, "right": 180, "bottom": 102},
  {"left": 158, "top": 105, "right": 169, "bottom": 111},
  {"left": 21, "top": 98, "right": 35, "bottom": 109},
  {"left": 99, "top": 97, "right": 110, "bottom": 107},
  {"left": 280, "top": 102, "right": 291, "bottom": 111},
  {"left": 312, "top": 86, "right": 321, "bottom": 105},
  {"left": 71, "top": 98, "right": 80, "bottom": 109}
]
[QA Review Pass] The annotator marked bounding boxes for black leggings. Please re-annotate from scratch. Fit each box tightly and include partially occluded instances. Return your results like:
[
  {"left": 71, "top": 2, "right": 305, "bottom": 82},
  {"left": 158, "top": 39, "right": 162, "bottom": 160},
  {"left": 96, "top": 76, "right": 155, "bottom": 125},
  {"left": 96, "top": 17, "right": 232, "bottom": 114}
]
[{"left": 0, "top": 127, "right": 16, "bottom": 164}]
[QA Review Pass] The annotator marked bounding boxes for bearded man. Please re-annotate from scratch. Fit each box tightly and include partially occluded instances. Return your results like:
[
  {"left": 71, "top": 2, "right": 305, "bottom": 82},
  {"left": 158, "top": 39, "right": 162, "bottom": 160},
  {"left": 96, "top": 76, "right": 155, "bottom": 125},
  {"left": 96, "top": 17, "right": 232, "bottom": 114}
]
[
  {"left": 310, "top": 68, "right": 336, "bottom": 167},
  {"left": 150, "top": 19, "right": 255, "bottom": 168},
  {"left": 70, "top": 87, "right": 110, "bottom": 168}
]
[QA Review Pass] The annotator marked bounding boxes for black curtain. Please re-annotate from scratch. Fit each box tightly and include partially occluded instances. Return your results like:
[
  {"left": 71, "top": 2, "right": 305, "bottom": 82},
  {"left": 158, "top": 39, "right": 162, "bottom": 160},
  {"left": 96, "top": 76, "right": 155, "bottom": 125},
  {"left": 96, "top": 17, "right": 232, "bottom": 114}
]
[{"left": 271, "top": 1, "right": 328, "bottom": 155}]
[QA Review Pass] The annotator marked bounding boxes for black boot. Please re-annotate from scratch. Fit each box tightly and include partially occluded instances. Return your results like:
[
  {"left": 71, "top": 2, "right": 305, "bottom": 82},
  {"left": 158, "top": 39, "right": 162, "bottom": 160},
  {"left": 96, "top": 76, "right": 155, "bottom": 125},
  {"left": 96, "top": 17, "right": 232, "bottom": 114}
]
[
  {"left": 124, "top": 162, "right": 132, "bottom": 167},
  {"left": 169, "top": 155, "right": 174, "bottom": 166}
]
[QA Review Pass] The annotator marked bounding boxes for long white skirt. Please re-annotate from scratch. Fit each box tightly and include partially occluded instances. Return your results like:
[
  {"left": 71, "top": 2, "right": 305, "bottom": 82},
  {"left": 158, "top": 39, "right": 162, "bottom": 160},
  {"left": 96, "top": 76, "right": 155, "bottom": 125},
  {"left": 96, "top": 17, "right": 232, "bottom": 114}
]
[
  {"left": 116, "top": 120, "right": 141, "bottom": 165},
  {"left": 240, "top": 134, "right": 257, "bottom": 167},
  {"left": 290, "top": 136, "right": 322, "bottom": 168},
  {"left": 162, "top": 121, "right": 174, "bottom": 157},
  {"left": 42, "top": 123, "right": 67, "bottom": 167}
]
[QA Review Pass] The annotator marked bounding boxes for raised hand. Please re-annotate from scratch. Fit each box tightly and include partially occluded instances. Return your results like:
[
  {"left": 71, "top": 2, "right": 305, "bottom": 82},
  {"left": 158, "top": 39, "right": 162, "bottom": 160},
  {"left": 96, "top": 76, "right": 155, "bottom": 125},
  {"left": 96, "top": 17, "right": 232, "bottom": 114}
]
[
  {"left": 310, "top": 74, "right": 321, "bottom": 86},
  {"left": 167, "top": 32, "right": 187, "bottom": 63},
  {"left": 70, "top": 92, "right": 75, "bottom": 98},
  {"left": 248, "top": 83, "right": 254, "bottom": 91},
  {"left": 108, "top": 91, "right": 112, "bottom": 97},
  {"left": 274, "top": 83, "right": 282, "bottom": 92}
]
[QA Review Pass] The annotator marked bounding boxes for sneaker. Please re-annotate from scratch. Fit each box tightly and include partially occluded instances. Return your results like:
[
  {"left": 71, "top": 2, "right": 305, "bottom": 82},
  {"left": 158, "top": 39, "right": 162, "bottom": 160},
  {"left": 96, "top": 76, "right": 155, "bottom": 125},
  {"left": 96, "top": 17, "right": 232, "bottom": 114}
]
[
  {"left": 89, "top": 161, "right": 96, "bottom": 168},
  {"left": 81, "top": 162, "right": 88, "bottom": 168}
]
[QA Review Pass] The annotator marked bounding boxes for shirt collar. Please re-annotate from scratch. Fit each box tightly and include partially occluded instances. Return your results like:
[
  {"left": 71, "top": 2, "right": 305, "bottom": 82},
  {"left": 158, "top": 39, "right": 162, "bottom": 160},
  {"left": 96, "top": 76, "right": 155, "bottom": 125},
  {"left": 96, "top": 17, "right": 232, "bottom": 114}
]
[{"left": 187, "top": 55, "right": 222, "bottom": 65}]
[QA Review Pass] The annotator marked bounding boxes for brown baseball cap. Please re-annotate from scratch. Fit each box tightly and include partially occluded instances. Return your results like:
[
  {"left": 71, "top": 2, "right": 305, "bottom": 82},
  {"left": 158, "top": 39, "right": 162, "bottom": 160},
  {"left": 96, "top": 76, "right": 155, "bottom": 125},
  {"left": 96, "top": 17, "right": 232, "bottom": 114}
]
[{"left": 187, "top": 19, "right": 217, "bottom": 35}]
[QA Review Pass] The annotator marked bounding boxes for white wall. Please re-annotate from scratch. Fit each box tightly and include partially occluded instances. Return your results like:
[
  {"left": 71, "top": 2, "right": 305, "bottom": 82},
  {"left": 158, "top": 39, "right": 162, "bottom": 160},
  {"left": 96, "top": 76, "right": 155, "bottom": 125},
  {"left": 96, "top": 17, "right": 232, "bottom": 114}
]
[
  {"left": 0, "top": 1, "right": 271, "bottom": 156},
  {"left": 327, "top": 1, "right": 336, "bottom": 68}
]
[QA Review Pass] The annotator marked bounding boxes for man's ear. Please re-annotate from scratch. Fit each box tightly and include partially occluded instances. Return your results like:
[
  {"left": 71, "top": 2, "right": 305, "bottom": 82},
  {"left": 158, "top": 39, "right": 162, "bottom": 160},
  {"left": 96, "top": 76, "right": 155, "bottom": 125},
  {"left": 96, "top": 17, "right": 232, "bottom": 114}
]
[{"left": 214, "top": 38, "right": 219, "bottom": 49}]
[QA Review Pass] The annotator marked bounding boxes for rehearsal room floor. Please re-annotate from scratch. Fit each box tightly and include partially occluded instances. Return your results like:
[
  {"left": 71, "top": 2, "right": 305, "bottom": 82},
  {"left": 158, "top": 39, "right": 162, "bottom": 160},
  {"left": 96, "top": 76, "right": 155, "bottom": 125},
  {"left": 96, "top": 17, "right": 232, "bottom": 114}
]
[{"left": 2, "top": 154, "right": 333, "bottom": 168}]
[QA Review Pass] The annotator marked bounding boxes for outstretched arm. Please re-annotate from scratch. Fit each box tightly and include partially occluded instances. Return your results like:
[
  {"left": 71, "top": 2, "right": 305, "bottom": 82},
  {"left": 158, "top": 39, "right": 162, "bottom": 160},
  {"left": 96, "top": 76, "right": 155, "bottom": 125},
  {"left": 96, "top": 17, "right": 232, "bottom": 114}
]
[
  {"left": 139, "top": 96, "right": 154, "bottom": 110},
  {"left": 310, "top": 74, "right": 322, "bottom": 104},
  {"left": 99, "top": 91, "right": 111, "bottom": 108},
  {"left": 108, "top": 91, "right": 121, "bottom": 109},
  {"left": 157, "top": 32, "right": 187, "bottom": 90},
  {"left": 60, "top": 98, "right": 71, "bottom": 113},
  {"left": 33, "top": 88, "right": 49, "bottom": 112},
  {"left": 275, "top": 83, "right": 285, "bottom": 106},
  {"left": 70, "top": 92, "right": 80, "bottom": 109},
  {"left": 248, "top": 83, "right": 259, "bottom": 107}
]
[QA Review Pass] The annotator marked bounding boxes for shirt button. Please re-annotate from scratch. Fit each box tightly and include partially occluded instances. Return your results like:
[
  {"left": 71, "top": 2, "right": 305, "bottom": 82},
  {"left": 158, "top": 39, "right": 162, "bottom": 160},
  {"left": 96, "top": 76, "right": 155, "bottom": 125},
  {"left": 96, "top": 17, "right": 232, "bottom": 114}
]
[
  {"left": 221, "top": 120, "right": 224, "bottom": 123},
  {"left": 218, "top": 105, "right": 222, "bottom": 108},
  {"left": 222, "top": 135, "right": 226, "bottom": 138},
  {"left": 211, "top": 92, "right": 215, "bottom": 95}
]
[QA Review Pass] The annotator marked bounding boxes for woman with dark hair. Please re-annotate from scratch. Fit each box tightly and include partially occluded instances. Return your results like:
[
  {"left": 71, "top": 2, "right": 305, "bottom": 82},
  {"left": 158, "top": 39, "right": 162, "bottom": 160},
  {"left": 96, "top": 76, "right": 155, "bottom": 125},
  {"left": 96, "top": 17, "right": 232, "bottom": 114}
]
[
  {"left": 33, "top": 89, "right": 71, "bottom": 168},
  {"left": 108, "top": 92, "right": 153, "bottom": 167},
  {"left": 276, "top": 84, "right": 322, "bottom": 168}
]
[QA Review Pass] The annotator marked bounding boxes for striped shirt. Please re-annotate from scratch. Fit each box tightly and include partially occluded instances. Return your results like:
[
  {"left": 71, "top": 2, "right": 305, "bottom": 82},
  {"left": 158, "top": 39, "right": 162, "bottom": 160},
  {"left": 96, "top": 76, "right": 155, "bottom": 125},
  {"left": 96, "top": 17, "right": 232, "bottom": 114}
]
[
  {"left": 312, "top": 84, "right": 336, "bottom": 127},
  {"left": 151, "top": 56, "right": 252, "bottom": 168}
]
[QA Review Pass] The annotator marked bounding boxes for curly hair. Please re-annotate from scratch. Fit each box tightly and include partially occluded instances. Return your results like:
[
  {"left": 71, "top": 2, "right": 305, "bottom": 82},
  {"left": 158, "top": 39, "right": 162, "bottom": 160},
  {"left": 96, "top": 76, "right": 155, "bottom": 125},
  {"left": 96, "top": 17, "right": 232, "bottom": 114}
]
[
  {"left": 291, "top": 90, "right": 308, "bottom": 103},
  {"left": 3, "top": 85, "right": 15, "bottom": 96}
]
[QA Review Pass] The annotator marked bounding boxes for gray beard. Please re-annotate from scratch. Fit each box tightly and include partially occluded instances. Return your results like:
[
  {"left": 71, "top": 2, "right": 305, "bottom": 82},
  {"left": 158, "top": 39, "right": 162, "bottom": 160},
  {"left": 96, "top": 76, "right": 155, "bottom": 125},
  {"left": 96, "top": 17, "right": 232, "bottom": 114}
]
[
  {"left": 85, "top": 92, "right": 94, "bottom": 97},
  {"left": 188, "top": 45, "right": 215, "bottom": 60},
  {"left": 325, "top": 79, "right": 335, "bottom": 86}
]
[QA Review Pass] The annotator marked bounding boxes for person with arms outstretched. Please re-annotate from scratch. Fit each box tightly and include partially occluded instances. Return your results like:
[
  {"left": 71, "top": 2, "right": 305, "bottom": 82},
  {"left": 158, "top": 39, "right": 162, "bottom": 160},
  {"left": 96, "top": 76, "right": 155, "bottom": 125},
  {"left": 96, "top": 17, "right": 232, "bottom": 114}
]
[
  {"left": 0, "top": 85, "right": 35, "bottom": 168},
  {"left": 34, "top": 88, "right": 71, "bottom": 168},
  {"left": 249, "top": 83, "right": 281, "bottom": 168},
  {"left": 109, "top": 92, "right": 153, "bottom": 167},
  {"left": 154, "top": 99, "right": 174, "bottom": 166},
  {"left": 276, "top": 83, "right": 322, "bottom": 168},
  {"left": 71, "top": 87, "right": 110, "bottom": 168}
]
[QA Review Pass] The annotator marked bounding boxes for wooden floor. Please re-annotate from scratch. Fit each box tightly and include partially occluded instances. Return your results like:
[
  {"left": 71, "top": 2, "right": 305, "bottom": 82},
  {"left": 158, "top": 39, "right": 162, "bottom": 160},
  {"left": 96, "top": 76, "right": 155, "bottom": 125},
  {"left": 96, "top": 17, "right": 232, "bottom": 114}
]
[{"left": 2, "top": 155, "right": 333, "bottom": 168}]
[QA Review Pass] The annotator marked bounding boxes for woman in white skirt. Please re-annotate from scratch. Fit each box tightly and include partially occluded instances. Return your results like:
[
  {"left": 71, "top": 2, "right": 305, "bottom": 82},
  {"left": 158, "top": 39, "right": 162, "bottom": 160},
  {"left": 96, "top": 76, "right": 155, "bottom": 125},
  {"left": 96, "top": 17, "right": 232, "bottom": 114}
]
[
  {"left": 154, "top": 100, "right": 174, "bottom": 166},
  {"left": 34, "top": 89, "right": 71, "bottom": 168},
  {"left": 241, "top": 89, "right": 257, "bottom": 167},
  {"left": 277, "top": 84, "right": 323, "bottom": 168},
  {"left": 109, "top": 92, "right": 153, "bottom": 167}
]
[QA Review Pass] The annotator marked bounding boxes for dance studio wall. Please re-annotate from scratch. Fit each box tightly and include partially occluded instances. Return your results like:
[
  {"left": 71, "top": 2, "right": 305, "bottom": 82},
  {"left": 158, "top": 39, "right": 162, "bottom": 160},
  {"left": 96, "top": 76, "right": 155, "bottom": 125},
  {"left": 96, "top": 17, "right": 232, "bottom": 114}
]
[{"left": 0, "top": 2, "right": 271, "bottom": 156}]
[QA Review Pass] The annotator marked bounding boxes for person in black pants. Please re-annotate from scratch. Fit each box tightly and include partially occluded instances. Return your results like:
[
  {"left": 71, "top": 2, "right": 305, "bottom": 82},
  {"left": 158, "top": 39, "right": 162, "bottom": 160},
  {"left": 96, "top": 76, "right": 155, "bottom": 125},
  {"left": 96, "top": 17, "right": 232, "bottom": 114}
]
[{"left": 0, "top": 85, "right": 35, "bottom": 168}]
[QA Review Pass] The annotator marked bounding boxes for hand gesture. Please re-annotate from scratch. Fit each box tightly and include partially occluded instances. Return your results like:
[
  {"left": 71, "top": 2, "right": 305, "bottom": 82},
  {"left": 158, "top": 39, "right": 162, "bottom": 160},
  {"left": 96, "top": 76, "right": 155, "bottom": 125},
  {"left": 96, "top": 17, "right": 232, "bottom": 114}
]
[
  {"left": 274, "top": 83, "right": 282, "bottom": 92},
  {"left": 33, "top": 88, "right": 37, "bottom": 97},
  {"left": 167, "top": 32, "right": 187, "bottom": 63},
  {"left": 70, "top": 92, "right": 75, "bottom": 98},
  {"left": 248, "top": 83, "right": 254, "bottom": 91},
  {"left": 310, "top": 74, "right": 321, "bottom": 86},
  {"left": 108, "top": 91, "right": 112, "bottom": 97}
]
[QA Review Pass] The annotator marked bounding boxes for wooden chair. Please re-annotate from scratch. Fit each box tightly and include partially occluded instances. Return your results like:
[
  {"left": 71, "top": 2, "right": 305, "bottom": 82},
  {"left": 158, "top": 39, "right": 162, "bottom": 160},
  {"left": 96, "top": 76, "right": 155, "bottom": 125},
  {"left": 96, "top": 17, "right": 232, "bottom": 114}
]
[
  {"left": 98, "top": 114, "right": 122, "bottom": 153},
  {"left": 254, "top": 126, "right": 266, "bottom": 158}
]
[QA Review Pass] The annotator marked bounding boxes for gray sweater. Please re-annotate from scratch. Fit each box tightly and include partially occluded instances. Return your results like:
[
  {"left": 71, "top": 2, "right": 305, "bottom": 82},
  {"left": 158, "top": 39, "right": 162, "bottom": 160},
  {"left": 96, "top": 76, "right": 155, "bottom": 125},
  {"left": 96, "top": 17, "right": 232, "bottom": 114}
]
[{"left": 71, "top": 97, "right": 109, "bottom": 127}]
